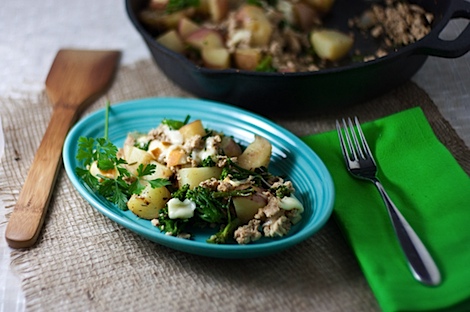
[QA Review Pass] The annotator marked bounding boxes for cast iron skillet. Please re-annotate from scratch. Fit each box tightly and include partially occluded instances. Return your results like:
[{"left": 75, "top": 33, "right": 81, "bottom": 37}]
[{"left": 126, "top": 0, "right": 470, "bottom": 115}]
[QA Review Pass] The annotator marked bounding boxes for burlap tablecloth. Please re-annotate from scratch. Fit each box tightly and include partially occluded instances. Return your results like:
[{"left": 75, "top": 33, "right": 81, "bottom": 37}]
[{"left": 1, "top": 59, "right": 469, "bottom": 311}]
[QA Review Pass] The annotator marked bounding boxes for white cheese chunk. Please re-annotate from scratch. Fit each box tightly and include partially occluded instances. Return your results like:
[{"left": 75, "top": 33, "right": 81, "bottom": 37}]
[
  {"left": 227, "top": 29, "right": 252, "bottom": 49},
  {"left": 166, "top": 129, "right": 184, "bottom": 145},
  {"left": 148, "top": 140, "right": 171, "bottom": 163},
  {"left": 191, "top": 136, "right": 219, "bottom": 163},
  {"left": 168, "top": 198, "right": 197, "bottom": 219},
  {"left": 279, "top": 196, "right": 304, "bottom": 213}
]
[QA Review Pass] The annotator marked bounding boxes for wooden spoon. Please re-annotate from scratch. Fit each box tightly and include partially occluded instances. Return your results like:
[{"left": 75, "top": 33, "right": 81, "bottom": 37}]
[{"left": 5, "top": 49, "right": 120, "bottom": 249}]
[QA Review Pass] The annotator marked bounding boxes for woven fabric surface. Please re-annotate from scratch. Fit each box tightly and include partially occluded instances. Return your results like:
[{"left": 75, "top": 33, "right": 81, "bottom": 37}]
[{"left": 1, "top": 59, "right": 468, "bottom": 311}]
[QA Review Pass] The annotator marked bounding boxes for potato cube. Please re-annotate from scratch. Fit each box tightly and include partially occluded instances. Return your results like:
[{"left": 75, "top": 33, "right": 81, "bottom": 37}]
[
  {"left": 123, "top": 145, "right": 154, "bottom": 176},
  {"left": 237, "top": 135, "right": 272, "bottom": 170},
  {"left": 208, "top": 0, "right": 229, "bottom": 23},
  {"left": 233, "top": 193, "right": 267, "bottom": 224},
  {"left": 201, "top": 47, "right": 231, "bottom": 69},
  {"left": 178, "top": 17, "right": 201, "bottom": 39},
  {"left": 167, "top": 148, "right": 188, "bottom": 167},
  {"left": 310, "top": 29, "right": 353, "bottom": 61},
  {"left": 221, "top": 136, "right": 242, "bottom": 157},
  {"left": 179, "top": 120, "right": 206, "bottom": 141},
  {"left": 149, "top": 0, "right": 169, "bottom": 10},
  {"left": 234, "top": 48, "right": 261, "bottom": 71},
  {"left": 304, "top": 0, "right": 335, "bottom": 14},
  {"left": 293, "top": 2, "right": 320, "bottom": 31},
  {"left": 143, "top": 160, "right": 173, "bottom": 181},
  {"left": 185, "top": 28, "right": 225, "bottom": 51},
  {"left": 178, "top": 167, "right": 223, "bottom": 189},
  {"left": 156, "top": 30, "right": 185, "bottom": 53},
  {"left": 127, "top": 184, "right": 171, "bottom": 219},
  {"left": 236, "top": 5, "right": 273, "bottom": 47},
  {"left": 89, "top": 161, "right": 119, "bottom": 181}
]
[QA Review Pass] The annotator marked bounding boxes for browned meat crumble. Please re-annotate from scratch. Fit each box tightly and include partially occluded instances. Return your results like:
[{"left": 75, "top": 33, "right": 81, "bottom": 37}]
[{"left": 349, "top": 0, "right": 433, "bottom": 61}]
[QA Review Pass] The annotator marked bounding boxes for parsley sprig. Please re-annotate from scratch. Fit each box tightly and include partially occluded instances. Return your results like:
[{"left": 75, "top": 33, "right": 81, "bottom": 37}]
[
  {"left": 75, "top": 103, "right": 171, "bottom": 210},
  {"left": 162, "top": 115, "right": 191, "bottom": 130},
  {"left": 76, "top": 140, "right": 171, "bottom": 210}
]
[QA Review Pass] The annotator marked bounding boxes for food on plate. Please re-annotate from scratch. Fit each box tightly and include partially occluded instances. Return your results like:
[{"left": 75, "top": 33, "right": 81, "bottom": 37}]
[
  {"left": 139, "top": 0, "right": 433, "bottom": 72},
  {"left": 76, "top": 114, "right": 304, "bottom": 244}
]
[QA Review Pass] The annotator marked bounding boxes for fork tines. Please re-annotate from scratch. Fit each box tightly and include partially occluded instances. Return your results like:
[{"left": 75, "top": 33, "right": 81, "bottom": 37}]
[{"left": 336, "top": 117, "right": 375, "bottom": 164}]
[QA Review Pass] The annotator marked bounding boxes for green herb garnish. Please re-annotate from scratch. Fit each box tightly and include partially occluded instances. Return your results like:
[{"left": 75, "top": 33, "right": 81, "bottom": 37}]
[
  {"left": 75, "top": 103, "right": 171, "bottom": 210},
  {"left": 162, "top": 115, "right": 191, "bottom": 130},
  {"left": 255, "top": 56, "right": 277, "bottom": 72},
  {"left": 166, "top": 0, "right": 199, "bottom": 14}
]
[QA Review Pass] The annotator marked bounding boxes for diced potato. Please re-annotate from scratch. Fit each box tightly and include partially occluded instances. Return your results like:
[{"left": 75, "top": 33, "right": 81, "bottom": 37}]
[
  {"left": 178, "top": 17, "right": 201, "bottom": 39},
  {"left": 123, "top": 145, "right": 154, "bottom": 176},
  {"left": 166, "top": 147, "right": 188, "bottom": 167},
  {"left": 149, "top": 0, "right": 169, "bottom": 10},
  {"left": 201, "top": 47, "right": 231, "bottom": 69},
  {"left": 89, "top": 161, "right": 119, "bottom": 181},
  {"left": 208, "top": 0, "right": 229, "bottom": 23},
  {"left": 236, "top": 5, "right": 273, "bottom": 47},
  {"left": 179, "top": 119, "right": 206, "bottom": 141},
  {"left": 122, "top": 144, "right": 133, "bottom": 160},
  {"left": 156, "top": 30, "right": 185, "bottom": 53},
  {"left": 304, "top": 0, "right": 335, "bottom": 14},
  {"left": 140, "top": 9, "right": 189, "bottom": 29},
  {"left": 127, "top": 184, "right": 171, "bottom": 219},
  {"left": 310, "top": 29, "right": 353, "bottom": 61},
  {"left": 233, "top": 193, "right": 268, "bottom": 224},
  {"left": 293, "top": 2, "right": 320, "bottom": 31},
  {"left": 237, "top": 135, "right": 272, "bottom": 170},
  {"left": 143, "top": 160, "right": 173, "bottom": 180},
  {"left": 185, "top": 28, "right": 225, "bottom": 51},
  {"left": 178, "top": 167, "right": 223, "bottom": 189},
  {"left": 221, "top": 136, "right": 242, "bottom": 157},
  {"left": 234, "top": 48, "right": 261, "bottom": 71}
]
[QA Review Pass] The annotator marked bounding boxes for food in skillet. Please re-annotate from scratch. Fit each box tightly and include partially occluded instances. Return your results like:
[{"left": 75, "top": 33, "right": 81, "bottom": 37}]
[
  {"left": 140, "top": 0, "right": 352, "bottom": 72},
  {"left": 350, "top": 0, "right": 434, "bottom": 62},
  {"left": 139, "top": 0, "right": 433, "bottom": 72},
  {"left": 76, "top": 114, "right": 304, "bottom": 244}
]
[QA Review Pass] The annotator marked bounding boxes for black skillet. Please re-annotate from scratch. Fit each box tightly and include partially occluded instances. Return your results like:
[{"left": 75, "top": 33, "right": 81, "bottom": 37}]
[{"left": 126, "top": 0, "right": 470, "bottom": 115}]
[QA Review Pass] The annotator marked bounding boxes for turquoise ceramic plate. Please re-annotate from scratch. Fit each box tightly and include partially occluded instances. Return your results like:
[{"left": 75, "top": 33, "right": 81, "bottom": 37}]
[{"left": 63, "top": 98, "right": 334, "bottom": 258}]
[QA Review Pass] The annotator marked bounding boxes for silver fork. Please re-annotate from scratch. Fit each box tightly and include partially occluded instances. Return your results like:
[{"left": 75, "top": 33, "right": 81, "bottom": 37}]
[{"left": 336, "top": 117, "right": 441, "bottom": 286}]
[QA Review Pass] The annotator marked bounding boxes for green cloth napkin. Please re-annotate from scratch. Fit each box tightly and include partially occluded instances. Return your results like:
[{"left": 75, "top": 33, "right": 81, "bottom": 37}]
[{"left": 301, "top": 107, "right": 470, "bottom": 312}]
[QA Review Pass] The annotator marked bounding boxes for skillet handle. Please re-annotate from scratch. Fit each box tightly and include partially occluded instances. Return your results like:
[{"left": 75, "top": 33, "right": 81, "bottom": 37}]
[{"left": 414, "top": 0, "right": 470, "bottom": 58}]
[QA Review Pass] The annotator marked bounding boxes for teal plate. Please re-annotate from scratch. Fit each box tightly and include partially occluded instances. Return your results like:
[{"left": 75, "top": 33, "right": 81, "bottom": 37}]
[{"left": 63, "top": 98, "right": 334, "bottom": 258}]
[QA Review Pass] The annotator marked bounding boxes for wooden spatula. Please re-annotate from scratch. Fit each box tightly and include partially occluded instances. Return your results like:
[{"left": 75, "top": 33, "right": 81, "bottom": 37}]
[{"left": 5, "top": 49, "right": 120, "bottom": 249}]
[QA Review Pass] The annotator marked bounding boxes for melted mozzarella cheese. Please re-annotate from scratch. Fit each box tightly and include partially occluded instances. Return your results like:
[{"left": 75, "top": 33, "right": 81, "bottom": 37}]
[
  {"left": 166, "top": 129, "right": 184, "bottom": 145},
  {"left": 191, "top": 136, "right": 218, "bottom": 163},
  {"left": 168, "top": 198, "right": 197, "bottom": 219},
  {"left": 279, "top": 196, "right": 304, "bottom": 213}
]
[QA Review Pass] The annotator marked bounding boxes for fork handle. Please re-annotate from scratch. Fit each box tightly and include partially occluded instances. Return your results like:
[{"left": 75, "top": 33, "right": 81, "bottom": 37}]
[{"left": 373, "top": 179, "right": 441, "bottom": 286}]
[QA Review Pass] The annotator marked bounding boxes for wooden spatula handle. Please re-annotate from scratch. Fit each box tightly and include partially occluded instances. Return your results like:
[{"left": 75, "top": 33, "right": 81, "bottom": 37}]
[{"left": 5, "top": 105, "right": 78, "bottom": 248}]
